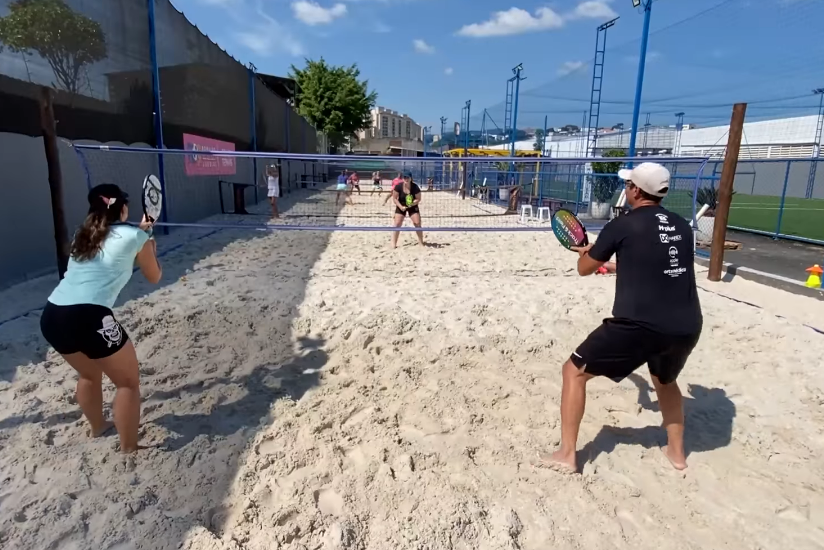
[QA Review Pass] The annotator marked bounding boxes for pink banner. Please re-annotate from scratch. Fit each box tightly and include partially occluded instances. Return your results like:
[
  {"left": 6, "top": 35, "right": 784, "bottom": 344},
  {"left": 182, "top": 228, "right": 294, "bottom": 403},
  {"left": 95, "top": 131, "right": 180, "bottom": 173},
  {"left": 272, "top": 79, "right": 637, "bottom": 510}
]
[{"left": 183, "top": 133, "right": 236, "bottom": 176}]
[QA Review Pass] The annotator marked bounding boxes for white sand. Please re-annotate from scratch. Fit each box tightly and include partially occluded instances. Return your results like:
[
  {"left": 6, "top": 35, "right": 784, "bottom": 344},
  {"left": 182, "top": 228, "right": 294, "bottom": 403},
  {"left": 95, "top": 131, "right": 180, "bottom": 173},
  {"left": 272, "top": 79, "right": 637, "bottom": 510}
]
[{"left": 1, "top": 192, "right": 824, "bottom": 550}]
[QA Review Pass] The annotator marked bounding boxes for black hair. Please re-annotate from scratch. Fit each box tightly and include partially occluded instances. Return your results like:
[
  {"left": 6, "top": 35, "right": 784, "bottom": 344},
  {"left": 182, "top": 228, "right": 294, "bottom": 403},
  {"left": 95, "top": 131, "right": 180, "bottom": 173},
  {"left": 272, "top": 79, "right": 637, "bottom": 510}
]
[{"left": 71, "top": 184, "right": 128, "bottom": 261}]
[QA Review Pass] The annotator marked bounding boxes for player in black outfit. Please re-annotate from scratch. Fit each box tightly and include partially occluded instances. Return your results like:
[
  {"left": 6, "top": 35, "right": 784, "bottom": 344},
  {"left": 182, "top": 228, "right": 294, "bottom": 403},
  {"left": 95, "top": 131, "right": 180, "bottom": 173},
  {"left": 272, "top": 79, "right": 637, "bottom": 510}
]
[
  {"left": 391, "top": 171, "right": 424, "bottom": 248},
  {"left": 540, "top": 162, "right": 702, "bottom": 473}
]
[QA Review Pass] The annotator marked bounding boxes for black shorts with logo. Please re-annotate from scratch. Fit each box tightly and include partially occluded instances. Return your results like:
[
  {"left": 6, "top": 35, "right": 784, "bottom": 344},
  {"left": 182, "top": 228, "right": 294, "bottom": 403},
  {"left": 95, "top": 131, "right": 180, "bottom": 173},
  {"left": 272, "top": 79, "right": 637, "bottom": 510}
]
[
  {"left": 40, "top": 302, "right": 130, "bottom": 360},
  {"left": 570, "top": 318, "right": 700, "bottom": 384}
]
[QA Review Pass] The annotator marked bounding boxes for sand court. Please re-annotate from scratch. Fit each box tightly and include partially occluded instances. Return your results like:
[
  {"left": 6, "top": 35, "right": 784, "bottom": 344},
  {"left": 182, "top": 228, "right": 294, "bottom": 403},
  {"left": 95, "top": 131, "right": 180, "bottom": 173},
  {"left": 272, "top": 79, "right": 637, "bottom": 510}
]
[{"left": 1, "top": 197, "right": 823, "bottom": 550}]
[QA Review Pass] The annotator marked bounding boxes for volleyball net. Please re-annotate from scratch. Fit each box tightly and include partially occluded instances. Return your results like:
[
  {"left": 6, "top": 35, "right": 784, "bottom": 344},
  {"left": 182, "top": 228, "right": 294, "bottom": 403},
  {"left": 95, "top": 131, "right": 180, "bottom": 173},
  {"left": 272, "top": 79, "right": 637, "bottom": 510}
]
[{"left": 73, "top": 145, "right": 712, "bottom": 231}]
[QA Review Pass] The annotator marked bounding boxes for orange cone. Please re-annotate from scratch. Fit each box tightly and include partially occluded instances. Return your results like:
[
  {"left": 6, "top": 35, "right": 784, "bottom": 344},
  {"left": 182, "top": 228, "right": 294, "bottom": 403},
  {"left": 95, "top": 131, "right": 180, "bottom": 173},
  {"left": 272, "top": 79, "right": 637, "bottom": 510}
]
[{"left": 805, "top": 265, "right": 823, "bottom": 288}]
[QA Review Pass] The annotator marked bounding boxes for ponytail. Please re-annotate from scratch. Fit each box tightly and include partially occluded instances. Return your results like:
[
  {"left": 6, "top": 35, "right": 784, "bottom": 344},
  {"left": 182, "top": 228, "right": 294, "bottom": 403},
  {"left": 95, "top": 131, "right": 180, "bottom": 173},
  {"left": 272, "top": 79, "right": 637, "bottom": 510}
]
[{"left": 71, "top": 193, "right": 124, "bottom": 261}]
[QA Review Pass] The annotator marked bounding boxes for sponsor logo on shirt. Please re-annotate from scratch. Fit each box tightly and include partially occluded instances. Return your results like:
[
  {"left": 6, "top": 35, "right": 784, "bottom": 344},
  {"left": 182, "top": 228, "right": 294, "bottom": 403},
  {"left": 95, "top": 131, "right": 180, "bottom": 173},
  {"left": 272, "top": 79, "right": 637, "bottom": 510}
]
[
  {"left": 659, "top": 233, "right": 682, "bottom": 243},
  {"left": 659, "top": 225, "right": 676, "bottom": 232},
  {"left": 663, "top": 266, "right": 687, "bottom": 277},
  {"left": 656, "top": 213, "right": 669, "bottom": 224},
  {"left": 669, "top": 246, "right": 680, "bottom": 266}
]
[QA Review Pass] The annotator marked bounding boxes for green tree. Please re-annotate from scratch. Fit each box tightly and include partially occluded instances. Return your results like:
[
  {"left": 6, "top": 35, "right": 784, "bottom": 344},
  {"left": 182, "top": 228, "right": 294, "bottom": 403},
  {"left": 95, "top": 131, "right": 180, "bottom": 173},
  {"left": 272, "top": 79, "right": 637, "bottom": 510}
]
[
  {"left": 533, "top": 128, "right": 545, "bottom": 152},
  {"left": 0, "top": 0, "right": 107, "bottom": 94},
  {"left": 289, "top": 58, "right": 377, "bottom": 150},
  {"left": 591, "top": 149, "right": 625, "bottom": 203}
]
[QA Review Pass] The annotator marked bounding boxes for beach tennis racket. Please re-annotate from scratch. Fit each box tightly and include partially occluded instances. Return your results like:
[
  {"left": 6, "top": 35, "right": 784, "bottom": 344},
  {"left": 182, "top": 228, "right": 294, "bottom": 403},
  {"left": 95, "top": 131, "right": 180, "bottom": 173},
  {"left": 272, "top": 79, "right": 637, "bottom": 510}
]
[
  {"left": 142, "top": 174, "right": 162, "bottom": 224},
  {"left": 551, "top": 208, "right": 589, "bottom": 251}
]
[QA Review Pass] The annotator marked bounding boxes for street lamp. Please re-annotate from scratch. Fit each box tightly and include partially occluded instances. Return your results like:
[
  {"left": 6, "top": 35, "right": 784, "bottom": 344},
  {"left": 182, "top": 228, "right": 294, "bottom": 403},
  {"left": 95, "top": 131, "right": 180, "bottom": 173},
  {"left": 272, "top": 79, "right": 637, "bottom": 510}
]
[{"left": 627, "top": 0, "right": 653, "bottom": 164}]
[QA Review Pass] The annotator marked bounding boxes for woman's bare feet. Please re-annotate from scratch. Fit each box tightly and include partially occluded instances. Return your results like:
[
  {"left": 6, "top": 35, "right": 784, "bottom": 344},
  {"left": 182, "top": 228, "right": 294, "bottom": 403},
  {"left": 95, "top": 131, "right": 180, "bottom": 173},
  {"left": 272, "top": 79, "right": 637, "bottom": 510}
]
[
  {"left": 661, "top": 445, "right": 687, "bottom": 470},
  {"left": 90, "top": 420, "right": 116, "bottom": 438},
  {"left": 534, "top": 449, "right": 577, "bottom": 474}
]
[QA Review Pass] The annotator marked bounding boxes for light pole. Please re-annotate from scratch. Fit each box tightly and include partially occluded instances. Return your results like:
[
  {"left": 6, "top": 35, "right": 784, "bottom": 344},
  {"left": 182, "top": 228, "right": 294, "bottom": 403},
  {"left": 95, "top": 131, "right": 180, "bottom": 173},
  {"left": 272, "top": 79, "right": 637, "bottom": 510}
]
[
  {"left": 509, "top": 64, "right": 525, "bottom": 158},
  {"left": 439, "top": 116, "right": 447, "bottom": 153},
  {"left": 423, "top": 125, "right": 431, "bottom": 155},
  {"left": 627, "top": 0, "right": 653, "bottom": 164}
]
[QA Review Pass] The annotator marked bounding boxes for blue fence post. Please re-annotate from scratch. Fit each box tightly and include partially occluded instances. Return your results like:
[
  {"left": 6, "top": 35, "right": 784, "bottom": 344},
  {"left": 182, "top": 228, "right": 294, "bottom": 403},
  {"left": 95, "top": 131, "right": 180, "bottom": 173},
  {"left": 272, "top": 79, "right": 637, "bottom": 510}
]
[
  {"left": 574, "top": 172, "right": 583, "bottom": 216},
  {"left": 284, "top": 102, "right": 291, "bottom": 192},
  {"left": 147, "top": 0, "right": 169, "bottom": 235},
  {"left": 774, "top": 160, "right": 792, "bottom": 239},
  {"left": 248, "top": 63, "right": 258, "bottom": 203}
]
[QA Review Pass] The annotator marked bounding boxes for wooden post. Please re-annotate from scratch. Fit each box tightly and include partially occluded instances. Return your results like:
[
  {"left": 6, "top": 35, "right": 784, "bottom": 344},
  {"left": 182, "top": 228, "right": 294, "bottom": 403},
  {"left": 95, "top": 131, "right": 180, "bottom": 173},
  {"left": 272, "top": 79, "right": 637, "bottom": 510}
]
[
  {"left": 708, "top": 102, "right": 747, "bottom": 282},
  {"left": 40, "top": 87, "right": 70, "bottom": 279}
]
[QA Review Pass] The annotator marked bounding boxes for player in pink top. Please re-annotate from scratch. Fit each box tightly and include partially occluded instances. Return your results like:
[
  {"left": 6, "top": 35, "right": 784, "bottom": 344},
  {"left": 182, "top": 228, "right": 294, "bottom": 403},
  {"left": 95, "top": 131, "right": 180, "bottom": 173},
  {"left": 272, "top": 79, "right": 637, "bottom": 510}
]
[{"left": 384, "top": 172, "right": 404, "bottom": 205}]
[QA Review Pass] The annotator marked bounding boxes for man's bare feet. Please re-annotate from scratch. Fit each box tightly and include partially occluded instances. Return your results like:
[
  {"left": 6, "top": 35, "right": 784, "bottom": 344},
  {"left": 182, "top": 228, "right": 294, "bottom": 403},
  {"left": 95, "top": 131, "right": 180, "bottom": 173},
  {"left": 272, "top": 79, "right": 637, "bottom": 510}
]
[
  {"left": 534, "top": 449, "right": 577, "bottom": 474},
  {"left": 660, "top": 445, "right": 687, "bottom": 470},
  {"left": 90, "top": 420, "right": 116, "bottom": 438}
]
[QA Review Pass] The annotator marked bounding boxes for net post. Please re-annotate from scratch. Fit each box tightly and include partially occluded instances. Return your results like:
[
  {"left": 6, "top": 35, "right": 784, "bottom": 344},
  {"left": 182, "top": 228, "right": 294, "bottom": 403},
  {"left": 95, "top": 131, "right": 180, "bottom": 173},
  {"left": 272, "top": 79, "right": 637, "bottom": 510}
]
[
  {"left": 40, "top": 87, "right": 70, "bottom": 279},
  {"left": 708, "top": 103, "right": 747, "bottom": 282},
  {"left": 285, "top": 102, "right": 291, "bottom": 191},
  {"left": 248, "top": 63, "right": 258, "bottom": 204},
  {"left": 774, "top": 159, "right": 792, "bottom": 239},
  {"left": 146, "top": 0, "right": 169, "bottom": 235}
]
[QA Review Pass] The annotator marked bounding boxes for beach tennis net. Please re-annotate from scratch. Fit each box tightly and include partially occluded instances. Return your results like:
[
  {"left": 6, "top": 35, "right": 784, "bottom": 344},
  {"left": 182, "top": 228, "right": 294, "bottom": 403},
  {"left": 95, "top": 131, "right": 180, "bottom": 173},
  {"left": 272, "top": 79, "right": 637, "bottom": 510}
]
[{"left": 74, "top": 145, "right": 712, "bottom": 231}]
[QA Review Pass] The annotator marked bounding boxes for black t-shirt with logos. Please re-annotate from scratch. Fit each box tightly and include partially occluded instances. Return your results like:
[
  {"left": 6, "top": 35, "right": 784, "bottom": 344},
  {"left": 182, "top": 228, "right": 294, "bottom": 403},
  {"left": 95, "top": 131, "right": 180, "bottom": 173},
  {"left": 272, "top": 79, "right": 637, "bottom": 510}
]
[{"left": 588, "top": 205, "right": 702, "bottom": 335}]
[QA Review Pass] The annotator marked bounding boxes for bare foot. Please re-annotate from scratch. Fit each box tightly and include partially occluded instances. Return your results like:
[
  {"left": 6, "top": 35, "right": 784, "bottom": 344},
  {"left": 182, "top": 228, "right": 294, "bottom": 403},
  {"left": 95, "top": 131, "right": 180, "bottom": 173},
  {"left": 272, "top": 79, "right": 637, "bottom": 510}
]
[
  {"left": 90, "top": 420, "right": 116, "bottom": 438},
  {"left": 660, "top": 445, "right": 687, "bottom": 470},
  {"left": 534, "top": 449, "right": 577, "bottom": 474}
]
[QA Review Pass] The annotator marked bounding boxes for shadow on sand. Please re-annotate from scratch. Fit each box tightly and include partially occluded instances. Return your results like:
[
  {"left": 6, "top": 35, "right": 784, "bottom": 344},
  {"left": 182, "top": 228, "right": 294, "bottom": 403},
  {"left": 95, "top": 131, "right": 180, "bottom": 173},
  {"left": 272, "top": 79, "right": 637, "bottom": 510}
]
[
  {"left": 579, "top": 373, "right": 736, "bottom": 469},
  {"left": 0, "top": 189, "right": 347, "bottom": 550}
]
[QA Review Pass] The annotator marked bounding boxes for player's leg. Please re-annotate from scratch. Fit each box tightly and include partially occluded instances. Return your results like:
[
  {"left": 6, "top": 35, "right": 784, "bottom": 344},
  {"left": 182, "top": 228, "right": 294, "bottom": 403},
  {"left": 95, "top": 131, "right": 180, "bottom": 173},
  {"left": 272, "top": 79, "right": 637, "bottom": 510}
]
[
  {"left": 540, "top": 319, "right": 651, "bottom": 472},
  {"left": 61, "top": 352, "right": 111, "bottom": 437},
  {"left": 391, "top": 212, "right": 404, "bottom": 248},
  {"left": 647, "top": 331, "right": 700, "bottom": 470},
  {"left": 40, "top": 303, "right": 112, "bottom": 437},
  {"left": 97, "top": 341, "right": 142, "bottom": 453},
  {"left": 410, "top": 210, "right": 424, "bottom": 245}
]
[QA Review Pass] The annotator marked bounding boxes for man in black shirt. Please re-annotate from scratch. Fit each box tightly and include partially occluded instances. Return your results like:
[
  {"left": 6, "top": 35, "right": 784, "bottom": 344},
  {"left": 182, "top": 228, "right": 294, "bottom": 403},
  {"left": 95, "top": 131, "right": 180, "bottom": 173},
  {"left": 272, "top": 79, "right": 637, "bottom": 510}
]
[{"left": 541, "top": 162, "right": 702, "bottom": 473}]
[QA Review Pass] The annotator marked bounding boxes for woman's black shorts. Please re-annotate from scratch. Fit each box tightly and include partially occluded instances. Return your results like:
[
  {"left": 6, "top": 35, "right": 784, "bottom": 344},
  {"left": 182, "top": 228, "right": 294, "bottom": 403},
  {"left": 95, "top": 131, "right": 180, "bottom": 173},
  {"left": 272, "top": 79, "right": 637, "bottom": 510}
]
[
  {"left": 40, "top": 302, "right": 129, "bottom": 359},
  {"left": 395, "top": 206, "right": 420, "bottom": 217},
  {"left": 569, "top": 318, "right": 701, "bottom": 384}
]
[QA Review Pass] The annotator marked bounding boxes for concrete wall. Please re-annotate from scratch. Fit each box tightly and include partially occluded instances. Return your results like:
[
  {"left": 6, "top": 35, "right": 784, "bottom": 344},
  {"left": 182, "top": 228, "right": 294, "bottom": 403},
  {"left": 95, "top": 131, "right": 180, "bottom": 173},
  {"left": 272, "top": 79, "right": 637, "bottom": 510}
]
[{"left": 0, "top": 132, "right": 282, "bottom": 290}]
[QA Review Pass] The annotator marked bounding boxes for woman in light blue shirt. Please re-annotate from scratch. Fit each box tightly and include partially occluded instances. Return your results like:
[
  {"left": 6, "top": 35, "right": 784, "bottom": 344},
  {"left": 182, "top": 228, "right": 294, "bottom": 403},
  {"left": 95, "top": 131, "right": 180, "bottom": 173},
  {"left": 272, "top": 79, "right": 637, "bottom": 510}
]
[{"left": 40, "top": 184, "right": 162, "bottom": 453}]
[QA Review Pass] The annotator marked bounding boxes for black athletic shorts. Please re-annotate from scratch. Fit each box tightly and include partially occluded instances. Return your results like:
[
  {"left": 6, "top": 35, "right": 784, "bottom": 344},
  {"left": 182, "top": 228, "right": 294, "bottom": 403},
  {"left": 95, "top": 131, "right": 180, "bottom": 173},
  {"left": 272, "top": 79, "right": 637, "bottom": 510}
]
[
  {"left": 40, "top": 302, "right": 130, "bottom": 359},
  {"left": 569, "top": 318, "right": 701, "bottom": 384},
  {"left": 395, "top": 206, "right": 420, "bottom": 217}
]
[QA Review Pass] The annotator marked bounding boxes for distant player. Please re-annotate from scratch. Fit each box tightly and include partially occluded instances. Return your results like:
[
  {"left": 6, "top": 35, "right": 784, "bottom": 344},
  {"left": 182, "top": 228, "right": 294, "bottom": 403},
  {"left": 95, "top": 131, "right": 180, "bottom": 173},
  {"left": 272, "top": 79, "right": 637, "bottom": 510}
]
[
  {"left": 383, "top": 172, "right": 404, "bottom": 206},
  {"left": 336, "top": 171, "right": 352, "bottom": 206},
  {"left": 391, "top": 171, "right": 424, "bottom": 248},
  {"left": 372, "top": 171, "right": 382, "bottom": 196},
  {"left": 265, "top": 165, "right": 279, "bottom": 218},
  {"left": 349, "top": 171, "right": 361, "bottom": 195}
]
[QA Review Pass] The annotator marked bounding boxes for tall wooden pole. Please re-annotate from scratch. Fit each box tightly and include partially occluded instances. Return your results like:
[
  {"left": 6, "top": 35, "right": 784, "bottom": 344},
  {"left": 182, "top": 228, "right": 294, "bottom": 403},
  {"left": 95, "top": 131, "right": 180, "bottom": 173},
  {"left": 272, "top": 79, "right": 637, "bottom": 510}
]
[
  {"left": 708, "top": 103, "right": 746, "bottom": 282},
  {"left": 40, "top": 87, "right": 70, "bottom": 279}
]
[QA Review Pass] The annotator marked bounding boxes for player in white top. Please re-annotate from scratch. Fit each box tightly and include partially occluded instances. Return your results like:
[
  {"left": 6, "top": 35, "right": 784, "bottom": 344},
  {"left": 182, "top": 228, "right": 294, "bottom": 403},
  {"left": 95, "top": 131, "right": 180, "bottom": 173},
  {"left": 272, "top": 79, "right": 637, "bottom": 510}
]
[{"left": 266, "top": 165, "right": 280, "bottom": 218}]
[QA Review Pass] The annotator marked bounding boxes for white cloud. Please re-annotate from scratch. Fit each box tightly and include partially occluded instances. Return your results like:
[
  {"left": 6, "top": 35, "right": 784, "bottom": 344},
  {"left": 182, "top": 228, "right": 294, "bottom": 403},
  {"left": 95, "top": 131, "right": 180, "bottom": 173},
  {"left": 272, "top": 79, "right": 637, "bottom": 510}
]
[
  {"left": 444, "top": 67, "right": 454, "bottom": 76},
  {"left": 234, "top": 6, "right": 305, "bottom": 56},
  {"left": 413, "top": 39, "right": 435, "bottom": 54},
  {"left": 291, "top": 1, "right": 347, "bottom": 25},
  {"left": 624, "top": 51, "right": 662, "bottom": 63},
  {"left": 457, "top": 2, "right": 618, "bottom": 38},
  {"left": 457, "top": 7, "right": 564, "bottom": 37},
  {"left": 558, "top": 61, "right": 587, "bottom": 76},
  {"left": 569, "top": 1, "right": 618, "bottom": 20}
]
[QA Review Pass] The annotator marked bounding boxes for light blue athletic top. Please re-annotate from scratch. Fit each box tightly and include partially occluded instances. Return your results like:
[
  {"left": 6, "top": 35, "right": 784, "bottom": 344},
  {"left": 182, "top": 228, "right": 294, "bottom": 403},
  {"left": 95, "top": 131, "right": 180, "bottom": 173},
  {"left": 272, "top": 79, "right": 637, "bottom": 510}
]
[{"left": 48, "top": 224, "right": 150, "bottom": 309}]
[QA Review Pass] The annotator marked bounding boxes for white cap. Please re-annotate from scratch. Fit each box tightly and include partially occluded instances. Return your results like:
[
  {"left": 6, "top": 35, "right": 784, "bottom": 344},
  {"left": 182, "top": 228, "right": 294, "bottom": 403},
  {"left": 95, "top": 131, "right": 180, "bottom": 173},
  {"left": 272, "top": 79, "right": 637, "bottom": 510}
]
[{"left": 617, "top": 162, "right": 670, "bottom": 198}]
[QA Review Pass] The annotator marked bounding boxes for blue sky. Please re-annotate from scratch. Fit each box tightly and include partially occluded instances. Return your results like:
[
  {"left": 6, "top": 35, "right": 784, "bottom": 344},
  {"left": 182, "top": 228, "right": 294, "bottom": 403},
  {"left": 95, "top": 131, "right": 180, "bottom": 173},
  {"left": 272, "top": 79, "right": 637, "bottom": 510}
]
[
  {"left": 2, "top": 0, "right": 820, "bottom": 132},
  {"left": 169, "top": 0, "right": 822, "bottom": 131}
]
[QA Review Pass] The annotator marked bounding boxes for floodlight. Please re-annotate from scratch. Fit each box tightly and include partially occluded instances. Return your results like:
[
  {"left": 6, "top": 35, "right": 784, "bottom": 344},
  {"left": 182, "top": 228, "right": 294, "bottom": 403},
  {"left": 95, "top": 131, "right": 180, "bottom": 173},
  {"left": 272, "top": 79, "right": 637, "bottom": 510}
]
[{"left": 632, "top": 0, "right": 641, "bottom": 7}]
